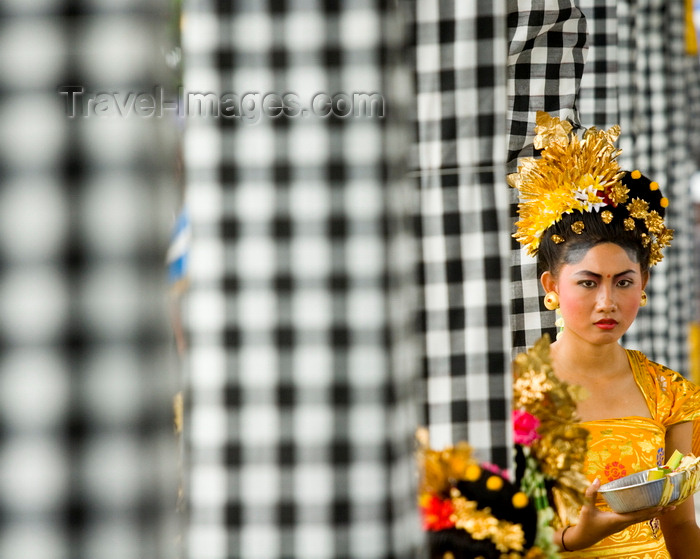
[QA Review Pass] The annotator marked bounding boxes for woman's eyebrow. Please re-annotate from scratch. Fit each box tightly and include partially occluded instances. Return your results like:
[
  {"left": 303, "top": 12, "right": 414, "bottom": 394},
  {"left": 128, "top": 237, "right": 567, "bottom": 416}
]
[{"left": 573, "top": 269, "right": 637, "bottom": 278}]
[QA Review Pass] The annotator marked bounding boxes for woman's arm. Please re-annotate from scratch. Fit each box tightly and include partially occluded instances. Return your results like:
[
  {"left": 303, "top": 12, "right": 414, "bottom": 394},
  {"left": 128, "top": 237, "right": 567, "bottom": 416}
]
[{"left": 660, "top": 422, "right": 700, "bottom": 559}]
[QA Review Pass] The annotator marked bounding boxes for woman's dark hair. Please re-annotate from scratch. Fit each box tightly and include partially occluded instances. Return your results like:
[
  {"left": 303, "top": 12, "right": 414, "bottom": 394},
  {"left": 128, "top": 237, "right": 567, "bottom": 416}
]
[{"left": 537, "top": 171, "right": 667, "bottom": 278}]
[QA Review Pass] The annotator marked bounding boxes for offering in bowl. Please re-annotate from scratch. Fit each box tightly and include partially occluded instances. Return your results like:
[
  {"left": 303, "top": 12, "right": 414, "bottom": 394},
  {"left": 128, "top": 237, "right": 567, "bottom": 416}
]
[{"left": 598, "top": 451, "right": 700, "bottom": 513}]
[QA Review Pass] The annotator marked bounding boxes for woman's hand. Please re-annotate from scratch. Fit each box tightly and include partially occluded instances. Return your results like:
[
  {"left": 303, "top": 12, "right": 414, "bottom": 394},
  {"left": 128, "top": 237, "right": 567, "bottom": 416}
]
[{"left": 559, "top": 478, "right": 676, "bottom": 551}]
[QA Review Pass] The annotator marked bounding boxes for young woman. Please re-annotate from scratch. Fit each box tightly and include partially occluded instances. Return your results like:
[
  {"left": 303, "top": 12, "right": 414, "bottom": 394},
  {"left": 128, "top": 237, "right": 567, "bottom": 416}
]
[{"left": 511, "top": 112, "right": 700, "bottom": 558}]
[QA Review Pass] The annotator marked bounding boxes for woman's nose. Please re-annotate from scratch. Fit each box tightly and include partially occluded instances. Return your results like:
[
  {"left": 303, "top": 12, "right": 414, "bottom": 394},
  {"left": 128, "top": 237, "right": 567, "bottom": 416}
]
[{"left": 596, "top": 287, "right": 616, "bottom": 310}]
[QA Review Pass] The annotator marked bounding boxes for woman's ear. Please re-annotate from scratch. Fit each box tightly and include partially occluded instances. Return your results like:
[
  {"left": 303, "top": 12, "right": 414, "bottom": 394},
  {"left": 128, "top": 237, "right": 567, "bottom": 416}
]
[
  {"left": 642, "top": 271, "right": 649, "bottom": 290},
  {"left": 540, "top": 270, "right": 557, "bottom": 294}
]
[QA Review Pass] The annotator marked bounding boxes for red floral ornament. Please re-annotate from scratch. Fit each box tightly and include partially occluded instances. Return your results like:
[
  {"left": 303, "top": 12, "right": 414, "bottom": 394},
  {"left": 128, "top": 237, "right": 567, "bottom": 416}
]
[
  {"left": 513, "top": 409, "right": 541, "bottom": 446},
  {"left": 420, "top": 494, "right": 455, "bottom": 531},
  {"left": 604, "top": 461, "right": 627, "bottom": 482}
]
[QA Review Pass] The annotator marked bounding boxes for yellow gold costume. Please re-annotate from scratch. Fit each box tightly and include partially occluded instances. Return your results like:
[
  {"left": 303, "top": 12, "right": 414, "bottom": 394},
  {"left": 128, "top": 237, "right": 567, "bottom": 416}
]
[{"left": 561, "top": 350, "right": 700, "bottom": 558}]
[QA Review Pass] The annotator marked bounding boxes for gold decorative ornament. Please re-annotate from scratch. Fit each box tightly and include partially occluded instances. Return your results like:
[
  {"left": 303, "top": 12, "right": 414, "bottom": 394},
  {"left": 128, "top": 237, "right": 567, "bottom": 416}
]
[
  {"left": 508, "top": 112, "right": 624, "bottom": 255},
  {"left": 627, "top": 198, "right": 649, "bottom": 219},
  {"left": 450, "top": 494, "right": 526, "bottom": 552},
  {"left": 640, "top": 291, "right": 648, "bottom": 307},
  {"left": 486, "top": 475, "right": 504, "bottom": 491},
  {"left": 512, "top": 492, "right": 529, "bottom": 509},
  {"left": 609, "top": 181, "right": 630, "bottom": 202},
  {"left": 508, "top": 112, "right": 673, "bottom": 266},
  {"left": 543, "top": 291, "right": 559, "bottom": 311},
  {"left": 416, "top": 433, "right": 544, "bottom": 558},
  {"left": 644, "top": 211, "right": 664, "bottom": 232},
  {"left": 513, "top": 336, "right": 591, "bottom": 528},
  {"left": 571, "top": 221, "right": 585, "bottom": 234},
  {"left": 465, "top": 464, "right": 481, "bottom": 481}
]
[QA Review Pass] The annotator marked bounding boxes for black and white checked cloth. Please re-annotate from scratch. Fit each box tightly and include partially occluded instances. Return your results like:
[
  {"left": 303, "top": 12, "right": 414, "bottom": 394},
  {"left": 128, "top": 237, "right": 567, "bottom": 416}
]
[
  {"left": 0, "top": 1, "right": 177, "bottom": 559},
  {"left": 507, "top": 1, "right": 700, "bottom": 374},
  {"left": 507, "top": 0, "right": 588, "bottom": 354},
  {"left": 576, "top": 0, "right": 618, "bottom": 128},
  {"left": 613, "top": 0, "right": 699, "bottom": 373},
  {"left": 182, "top": 2, "right": 420, "bottom": 558},
  {"left": 575, "top": 0, "right": 700, "bottom": 373},
  {"left": 411, "top": 1, "right": 512, "bottom": 466}
]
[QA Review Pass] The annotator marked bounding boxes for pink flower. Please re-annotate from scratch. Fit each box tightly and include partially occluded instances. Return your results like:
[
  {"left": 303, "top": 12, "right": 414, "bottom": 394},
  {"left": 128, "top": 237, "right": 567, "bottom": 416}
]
[
  {"left": 513, "top": 409, "right": 541, "bottom": 446},
  {"left": 481, "top": 462, "right": 510, "bottom": 481}
]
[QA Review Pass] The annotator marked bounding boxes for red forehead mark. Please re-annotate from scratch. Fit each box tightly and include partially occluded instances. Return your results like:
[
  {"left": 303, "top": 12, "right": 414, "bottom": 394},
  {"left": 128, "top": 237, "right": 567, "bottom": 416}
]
[{"left": 607, "top": 274, "right": 611, "bottom": 278}]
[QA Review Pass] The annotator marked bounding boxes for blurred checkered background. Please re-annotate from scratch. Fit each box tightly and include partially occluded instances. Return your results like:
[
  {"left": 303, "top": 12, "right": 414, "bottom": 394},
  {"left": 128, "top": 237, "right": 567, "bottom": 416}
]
[
  {"left": 181, "top": 1, "right": 421, "bottom": 558},
  {"left": 604, "top": 0, "right": 700, "bottom": 373},
  {"left": 0, "top": 1, "right": 178, "bottom": 558},
  {"left": 3, "top": 2, "right": 700, "bottom": 559}
]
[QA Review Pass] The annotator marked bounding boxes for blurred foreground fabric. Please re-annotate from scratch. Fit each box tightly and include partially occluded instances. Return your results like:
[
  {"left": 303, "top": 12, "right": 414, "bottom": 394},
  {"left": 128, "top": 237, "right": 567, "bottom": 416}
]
[{"left": 0, "top": 2, "right": 178, "bottom": 558}]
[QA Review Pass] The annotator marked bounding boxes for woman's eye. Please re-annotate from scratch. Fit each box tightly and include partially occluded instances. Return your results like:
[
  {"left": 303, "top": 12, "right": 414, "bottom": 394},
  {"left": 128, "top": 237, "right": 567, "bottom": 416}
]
[
  {"left": 617, "top": 279, "right": 633, "bottom": 287},
  {"left": 578, "top": 280, "right": 596, "bottom": 288}
]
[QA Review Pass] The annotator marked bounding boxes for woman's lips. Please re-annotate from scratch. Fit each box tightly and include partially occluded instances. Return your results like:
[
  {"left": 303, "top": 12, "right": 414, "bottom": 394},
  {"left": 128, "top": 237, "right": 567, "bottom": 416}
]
[{"left": 595, "top": 319, "right": 618, "bottom": 330}]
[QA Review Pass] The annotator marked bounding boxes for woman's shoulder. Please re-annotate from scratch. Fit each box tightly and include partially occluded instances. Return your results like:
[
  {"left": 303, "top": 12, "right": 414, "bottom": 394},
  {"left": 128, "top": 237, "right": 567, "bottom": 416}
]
[
  {"left": 625, "top": 349, "right": 684, "bottom": 381},
  {"left": 626, "top": 349, "right": 700, "bottom": 424}
]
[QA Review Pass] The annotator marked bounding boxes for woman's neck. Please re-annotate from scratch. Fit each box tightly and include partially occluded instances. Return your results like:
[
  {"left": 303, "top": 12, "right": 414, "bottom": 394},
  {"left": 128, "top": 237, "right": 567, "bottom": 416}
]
[
  {"left": 548, "top": 332, "right": 650, "bottom": 421},
  {"left": 549, "top": 332, "right": 627, "bottom": 382}
]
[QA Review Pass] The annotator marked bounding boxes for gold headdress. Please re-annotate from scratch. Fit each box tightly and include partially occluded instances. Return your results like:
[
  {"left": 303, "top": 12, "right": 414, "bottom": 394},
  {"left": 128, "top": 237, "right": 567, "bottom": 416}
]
[{"left": 508, "top": 111, "right": 672, "bottom": 266}]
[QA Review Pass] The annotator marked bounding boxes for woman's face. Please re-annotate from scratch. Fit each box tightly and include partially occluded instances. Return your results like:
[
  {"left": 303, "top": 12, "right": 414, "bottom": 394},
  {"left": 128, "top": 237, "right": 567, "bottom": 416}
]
[{"left": 541, "top": 243, "right": 648, "bottom": 346}]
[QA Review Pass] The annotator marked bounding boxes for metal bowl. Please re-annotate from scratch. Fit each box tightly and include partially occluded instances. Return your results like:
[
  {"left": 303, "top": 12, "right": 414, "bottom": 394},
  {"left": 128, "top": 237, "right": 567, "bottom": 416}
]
[{"left": 598, "top": 468, "right": 687, "bottom": 513}]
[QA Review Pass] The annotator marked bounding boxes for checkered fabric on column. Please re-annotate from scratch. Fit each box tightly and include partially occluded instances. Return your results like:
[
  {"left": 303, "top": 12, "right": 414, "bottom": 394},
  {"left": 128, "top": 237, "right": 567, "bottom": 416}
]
[
  {"left": 0, "top": 2, "right": 177, "bottom": 559},
  {"left": 576, "top": 0, "right": 619, "bottom": 129},
  {"left": 575, "top": 0, "right": 700, "bottom": 373},
  {"left": 511, "top": 0, "right": 700, "bottom": 372},
  {"left": 688, "top": 41, "right": 700, "bottom": 166},
  {"left": 182, "top": 2, "right": 420, "bottom": 559},
  {"left": 612, "top": 0, "right": 699, "bottom": 373},
  {"left": 411, "top": 1, "right": 512, "bottom": 465},
  {"left": 507, "top": 0, "right": 588, "bottom": 354}
]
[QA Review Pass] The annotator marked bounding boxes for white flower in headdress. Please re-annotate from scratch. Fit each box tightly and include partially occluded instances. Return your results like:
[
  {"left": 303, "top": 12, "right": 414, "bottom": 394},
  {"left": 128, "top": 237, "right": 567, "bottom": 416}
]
[{"left": 573, "top": 185, "right": 607, "bottom": 212}]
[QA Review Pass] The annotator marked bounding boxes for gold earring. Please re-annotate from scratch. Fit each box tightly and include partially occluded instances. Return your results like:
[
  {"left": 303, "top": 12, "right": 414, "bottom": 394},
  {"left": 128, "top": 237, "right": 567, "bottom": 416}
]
[
  {"left": 640, "top": 291, "right": 648, "bottom": 307},
  {"left": 544, "top": 291, "right": 560, "bottom": 310}
]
